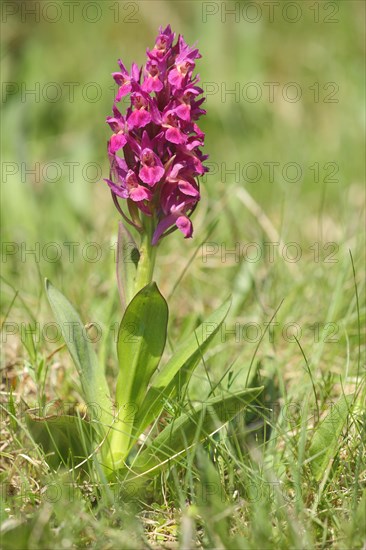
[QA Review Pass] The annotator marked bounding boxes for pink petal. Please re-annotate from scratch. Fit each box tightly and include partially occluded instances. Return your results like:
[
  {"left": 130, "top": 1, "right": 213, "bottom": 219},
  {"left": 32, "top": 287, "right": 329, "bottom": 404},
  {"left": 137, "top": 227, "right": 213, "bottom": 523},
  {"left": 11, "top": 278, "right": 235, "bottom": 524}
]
[
  {"left": 186, "top": 137, "right": 203, "bottom": 150},
  {"left": 112, "top": 72, "right": 127, "bottom": 85},
  {"left": 127, "top": 109, "right": 152, "bottom": 130},
  {"left": 176, "top": 215, "right": 193, "bottom": 238},
  {"left": 152, "top": 214, "right": 176, "bottom": 245},
  {"left": 142, "top": 76, "right": 163, "bottom": 93},
  {"left": 175, "top": 104, "right": 191, "bottom": 121},
  {"left": 178, "top": 179, "right": 199, "bottom": 197},
  {"left": 131, "top": 63, "right": 140, "bottom": 81},
  {"left": 169, "top": 162, "right": 184, "bottom": 180},
  {"left": 190, "top": 156, "right": 205, "bottom": 175},
  {"left": 168, "top": 69, "right": 184, "bottom": 88},
  {"left": 115, "top": 82, "right": 132, "bottom": 102},
  {"left": 139, "top": 165, "right": 165, "bottom": 186},
  {"left": 140, "top": 134, "right": 152, "bottom": 151},
  {"left": 104, "top": 178, "right": 128, "bottom": 199},
  {"left": 166, "top": 127, "right": 187, "bottom": 144},
  {"left": 193, "top": 123, "right": 205, "bottom": 139},
  {"left": 109, "top": 133, "right": 127, "bottom": 154},
  {"left": 113, "top": 156, "right": 128, "bottom": 171},
  {"left": 129, "top": 186, "right": 152, "bottom": 202},
  {"left": 117, "top": 59, "right": 128, "bottom": 73},
  {"left": 106, "top": 116, "right": 121, "bottom": 132}
]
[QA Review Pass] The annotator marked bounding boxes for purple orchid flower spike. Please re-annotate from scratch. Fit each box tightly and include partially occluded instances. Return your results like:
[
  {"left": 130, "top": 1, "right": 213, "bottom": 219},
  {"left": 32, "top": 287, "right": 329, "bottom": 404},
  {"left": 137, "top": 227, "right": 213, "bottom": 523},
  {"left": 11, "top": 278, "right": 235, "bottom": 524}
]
[{"left": 105, "top": 26, "right": 208, "bottom": 244}]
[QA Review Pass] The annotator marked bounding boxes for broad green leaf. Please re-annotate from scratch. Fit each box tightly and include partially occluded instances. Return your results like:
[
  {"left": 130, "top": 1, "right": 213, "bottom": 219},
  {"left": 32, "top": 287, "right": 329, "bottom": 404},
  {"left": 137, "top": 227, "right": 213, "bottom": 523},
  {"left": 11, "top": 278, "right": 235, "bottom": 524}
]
[
  {"left": 133, "top": 298, "right": 231, "bottom": 438},
  {"left": 109, "top": 282, "right": 168, "bottom": 466},
  {"left": 309, "top": 394, "right": 354, "bottom": 481},
  {"left": 26, "top": 410, "right": 95, "bottom": 469},
  {"left": 129, "top": 387, "right": 262, "bottom": 476},
  {"left": 116, "top": 221, "right": 140, "bottom": 312},
  {"left": 45, "top": 280, "right": 112, "bottom": 433},
  {"left": 115, "top": 282, "right": 168, "bottom": 409}
]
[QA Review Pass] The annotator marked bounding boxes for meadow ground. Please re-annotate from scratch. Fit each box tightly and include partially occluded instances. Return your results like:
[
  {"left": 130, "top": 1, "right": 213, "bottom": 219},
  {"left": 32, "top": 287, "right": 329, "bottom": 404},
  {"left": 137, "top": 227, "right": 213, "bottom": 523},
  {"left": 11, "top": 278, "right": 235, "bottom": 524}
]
[{"left": 1, "top": 1, "right": 365, "bottom": 548}]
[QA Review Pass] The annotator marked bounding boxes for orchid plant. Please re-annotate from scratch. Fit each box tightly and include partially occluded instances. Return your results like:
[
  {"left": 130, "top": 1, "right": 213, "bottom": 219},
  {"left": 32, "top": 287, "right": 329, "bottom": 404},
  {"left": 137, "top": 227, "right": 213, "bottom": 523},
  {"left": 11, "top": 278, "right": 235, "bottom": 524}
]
[{"left": 33, "top": 26, "right": 262, "bottom": 478}]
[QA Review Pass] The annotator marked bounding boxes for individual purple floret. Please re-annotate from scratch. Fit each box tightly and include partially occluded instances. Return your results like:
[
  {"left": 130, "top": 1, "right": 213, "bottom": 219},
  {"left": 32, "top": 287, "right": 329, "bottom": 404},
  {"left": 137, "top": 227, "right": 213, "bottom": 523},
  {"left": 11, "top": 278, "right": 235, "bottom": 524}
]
[{"left": 105, "top": 25, "right": 208, "bottom": 245}]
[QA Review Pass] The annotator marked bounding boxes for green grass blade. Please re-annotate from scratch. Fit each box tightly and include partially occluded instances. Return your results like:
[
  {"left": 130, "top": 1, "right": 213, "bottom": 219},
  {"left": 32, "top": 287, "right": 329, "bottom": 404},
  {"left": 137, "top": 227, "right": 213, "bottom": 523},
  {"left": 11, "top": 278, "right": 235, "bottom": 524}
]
[{"left": 129, "top": 387, "right": 263, "bottom": 476}]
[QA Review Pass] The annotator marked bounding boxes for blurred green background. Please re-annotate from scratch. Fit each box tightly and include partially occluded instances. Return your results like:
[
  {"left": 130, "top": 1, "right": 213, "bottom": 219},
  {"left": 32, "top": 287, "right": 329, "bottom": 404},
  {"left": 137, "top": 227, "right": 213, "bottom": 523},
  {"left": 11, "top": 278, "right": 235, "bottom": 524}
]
[{"left": 1, "top": 0, "right": 364, "bottom": 391}]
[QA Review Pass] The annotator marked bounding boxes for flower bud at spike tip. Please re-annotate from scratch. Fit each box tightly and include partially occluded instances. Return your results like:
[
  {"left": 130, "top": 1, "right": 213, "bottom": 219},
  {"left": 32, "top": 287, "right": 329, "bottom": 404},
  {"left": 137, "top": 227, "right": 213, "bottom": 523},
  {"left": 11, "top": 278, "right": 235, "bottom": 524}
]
[{"left": 104, "top": 25, "right": 208, "bottom": 245}]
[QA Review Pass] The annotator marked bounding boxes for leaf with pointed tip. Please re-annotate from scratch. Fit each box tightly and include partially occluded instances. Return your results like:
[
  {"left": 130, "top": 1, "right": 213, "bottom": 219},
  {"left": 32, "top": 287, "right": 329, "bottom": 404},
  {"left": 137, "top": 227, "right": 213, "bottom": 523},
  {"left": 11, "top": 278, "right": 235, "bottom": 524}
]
[
  {"left": 132, "top": 298, "right": 231, "bottom": 439},
  {"left": 45, "top": 279, "right": 112, "bottom": 434},
  {"left": 109, "top": 282, "right": 168, "bottom": 466},
  {"left": 309, "top": 394, "right": 354, "bottom": 481}
]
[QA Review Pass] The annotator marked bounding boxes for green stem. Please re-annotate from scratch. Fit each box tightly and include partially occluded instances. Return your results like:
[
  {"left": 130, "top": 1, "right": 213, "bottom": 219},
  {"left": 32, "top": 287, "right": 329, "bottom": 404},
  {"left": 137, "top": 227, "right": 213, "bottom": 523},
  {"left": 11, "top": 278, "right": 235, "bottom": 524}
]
[{"left": 133, "top": 216, "right": 157, "bottom": 295}]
